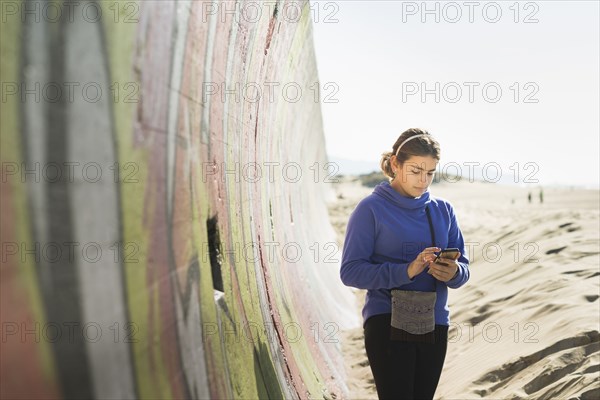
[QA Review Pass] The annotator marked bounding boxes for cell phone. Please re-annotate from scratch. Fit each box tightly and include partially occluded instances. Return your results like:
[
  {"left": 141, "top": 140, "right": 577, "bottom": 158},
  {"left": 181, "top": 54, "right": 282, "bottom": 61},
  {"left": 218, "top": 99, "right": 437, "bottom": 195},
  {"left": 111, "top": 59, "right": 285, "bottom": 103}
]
[{"left": 434, "top": 248, "right": 460, "bottom": 264}]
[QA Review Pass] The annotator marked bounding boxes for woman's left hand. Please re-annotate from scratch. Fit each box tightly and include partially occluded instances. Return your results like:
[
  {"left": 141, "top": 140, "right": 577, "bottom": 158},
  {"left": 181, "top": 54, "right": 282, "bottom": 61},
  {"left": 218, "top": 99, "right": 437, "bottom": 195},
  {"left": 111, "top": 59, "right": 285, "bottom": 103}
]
[{"left": 428, "top": 257, "right": 459, "bottom": 282}]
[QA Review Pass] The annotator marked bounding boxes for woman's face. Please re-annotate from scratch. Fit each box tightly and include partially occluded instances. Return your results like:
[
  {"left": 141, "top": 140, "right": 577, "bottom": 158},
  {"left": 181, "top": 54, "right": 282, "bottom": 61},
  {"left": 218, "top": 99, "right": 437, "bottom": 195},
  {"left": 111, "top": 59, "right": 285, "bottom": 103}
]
[{"left": 392, "top": 155, "right": 438, "bottom": 198}]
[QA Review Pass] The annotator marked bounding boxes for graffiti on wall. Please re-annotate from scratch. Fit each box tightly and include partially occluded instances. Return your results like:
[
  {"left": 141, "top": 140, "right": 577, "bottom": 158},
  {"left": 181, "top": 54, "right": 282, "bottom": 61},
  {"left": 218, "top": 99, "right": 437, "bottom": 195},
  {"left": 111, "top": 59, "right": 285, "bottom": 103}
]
[{"left": 1, "top": 1, "right": 358, "bottom": 399}]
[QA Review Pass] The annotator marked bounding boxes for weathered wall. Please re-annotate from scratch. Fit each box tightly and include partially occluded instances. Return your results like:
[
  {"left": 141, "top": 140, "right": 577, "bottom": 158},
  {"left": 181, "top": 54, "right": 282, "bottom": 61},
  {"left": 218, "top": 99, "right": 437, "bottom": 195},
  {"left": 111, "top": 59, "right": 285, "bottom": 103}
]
[{"left": 0, "top": 1, "right": 357, "bottom": 398}]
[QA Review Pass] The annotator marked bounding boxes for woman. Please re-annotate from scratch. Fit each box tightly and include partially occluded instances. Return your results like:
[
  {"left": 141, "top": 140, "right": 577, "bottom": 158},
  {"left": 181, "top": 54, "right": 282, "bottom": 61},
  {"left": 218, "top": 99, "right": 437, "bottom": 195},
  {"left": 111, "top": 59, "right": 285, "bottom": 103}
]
[{"left": 340, "top": 128, "right": 470, "bottom": 399}]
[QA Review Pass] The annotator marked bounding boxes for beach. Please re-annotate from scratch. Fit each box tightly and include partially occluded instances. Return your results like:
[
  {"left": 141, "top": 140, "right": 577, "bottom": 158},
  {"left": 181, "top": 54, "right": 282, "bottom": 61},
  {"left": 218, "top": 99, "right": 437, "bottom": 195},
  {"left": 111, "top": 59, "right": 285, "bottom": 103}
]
[{"left": 328, "top": 176, "right": 600, "bottom": 399}]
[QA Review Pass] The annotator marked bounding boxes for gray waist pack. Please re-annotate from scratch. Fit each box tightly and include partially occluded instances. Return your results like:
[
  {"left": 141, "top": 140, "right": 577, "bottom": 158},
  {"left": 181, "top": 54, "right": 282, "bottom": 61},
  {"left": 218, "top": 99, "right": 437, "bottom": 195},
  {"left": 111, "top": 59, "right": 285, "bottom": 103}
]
[{"left": 390, "top": 289, "right": 437, "bottom": 343}]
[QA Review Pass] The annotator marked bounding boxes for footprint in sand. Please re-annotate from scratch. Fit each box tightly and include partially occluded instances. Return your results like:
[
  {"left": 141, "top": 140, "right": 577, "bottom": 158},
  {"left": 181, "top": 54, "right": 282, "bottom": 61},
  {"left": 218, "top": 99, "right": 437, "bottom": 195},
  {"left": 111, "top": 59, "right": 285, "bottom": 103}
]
[
  {"left": 546, "top": 246, "right": 568, "bottom": 255},
  {"left": 562, "top": 270, "right": 600, "bottom": 279},
  {"left": 558, "top": 222, "right": 582, "bottom": 232}
]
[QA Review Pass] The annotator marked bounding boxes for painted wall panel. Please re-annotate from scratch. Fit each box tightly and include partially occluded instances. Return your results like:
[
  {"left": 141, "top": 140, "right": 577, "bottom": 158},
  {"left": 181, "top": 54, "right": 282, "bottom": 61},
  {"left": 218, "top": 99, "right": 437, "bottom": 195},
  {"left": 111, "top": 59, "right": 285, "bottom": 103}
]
[{"left": 0, "top": 1, "right": 358, "bottom": 399}]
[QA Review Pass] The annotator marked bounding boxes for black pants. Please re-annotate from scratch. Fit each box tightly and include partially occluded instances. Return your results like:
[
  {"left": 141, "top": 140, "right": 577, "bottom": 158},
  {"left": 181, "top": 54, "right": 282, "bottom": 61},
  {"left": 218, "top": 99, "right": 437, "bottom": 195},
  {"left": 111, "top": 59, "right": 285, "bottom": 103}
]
[{"left": 364, "top": 313, "right": 448, "bottom": 400}]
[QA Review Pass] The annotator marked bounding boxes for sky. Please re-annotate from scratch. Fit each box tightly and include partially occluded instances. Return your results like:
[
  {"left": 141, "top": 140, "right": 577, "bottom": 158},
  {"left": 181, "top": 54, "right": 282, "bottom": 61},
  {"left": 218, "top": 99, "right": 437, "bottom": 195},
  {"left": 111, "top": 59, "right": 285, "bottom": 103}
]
[{"left": 311, "top": 1, "right": 599, "bottom": 188}]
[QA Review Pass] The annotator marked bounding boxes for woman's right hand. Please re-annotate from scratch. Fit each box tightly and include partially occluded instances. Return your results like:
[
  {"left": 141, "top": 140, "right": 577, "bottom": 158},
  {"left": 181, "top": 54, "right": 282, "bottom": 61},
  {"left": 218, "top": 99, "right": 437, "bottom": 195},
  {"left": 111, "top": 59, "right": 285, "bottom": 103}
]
[{"left": 407, "top": 247, "right": 441, "bottom": 279}]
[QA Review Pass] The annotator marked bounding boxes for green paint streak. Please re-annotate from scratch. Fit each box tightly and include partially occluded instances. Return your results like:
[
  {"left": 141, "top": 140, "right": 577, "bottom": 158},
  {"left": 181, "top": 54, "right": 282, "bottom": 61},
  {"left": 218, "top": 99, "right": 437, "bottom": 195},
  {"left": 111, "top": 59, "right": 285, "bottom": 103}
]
[
  {"left": 0, "top": 0, "right": 59, "bottom": 391},
  {"left": 221, "top": 194, "right": 266, "bottom": 399},
  {"left": 214, "top": 21, "right": 289, "bottom": 388},
  {"left": 100, "top": 1, "right": 172, "bottom": 398},
  {"left": 265, "top": 5, "right": 330, "bottom": 398}
]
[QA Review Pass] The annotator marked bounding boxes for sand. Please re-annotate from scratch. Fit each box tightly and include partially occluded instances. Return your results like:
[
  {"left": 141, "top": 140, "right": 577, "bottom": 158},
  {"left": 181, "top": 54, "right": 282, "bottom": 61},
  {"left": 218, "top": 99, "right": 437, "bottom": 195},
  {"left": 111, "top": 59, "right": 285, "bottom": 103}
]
[{"left": 327, "top": 176, "right": 600, "bottom": 400}]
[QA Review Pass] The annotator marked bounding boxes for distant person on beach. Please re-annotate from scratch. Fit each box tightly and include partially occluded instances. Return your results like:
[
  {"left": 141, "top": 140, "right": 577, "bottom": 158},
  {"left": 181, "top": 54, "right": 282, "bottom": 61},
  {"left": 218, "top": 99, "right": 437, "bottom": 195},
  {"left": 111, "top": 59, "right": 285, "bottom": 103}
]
[
  {"left": 528, "top": 192, "right": 532, "bottom": 203},
  {"left": 539, "top": 188, "right": 544, "bottom": 204},
  {"left": 340, "top": 128, "right": 470, "bottom": 400}
]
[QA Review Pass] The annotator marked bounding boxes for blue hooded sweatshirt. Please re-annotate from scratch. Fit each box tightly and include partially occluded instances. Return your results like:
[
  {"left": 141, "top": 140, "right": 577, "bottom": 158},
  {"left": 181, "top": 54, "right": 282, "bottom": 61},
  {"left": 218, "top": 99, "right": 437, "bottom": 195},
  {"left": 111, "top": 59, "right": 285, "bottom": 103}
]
[{"left": 340, "top": 181, "right": 470, "bottom": 326}]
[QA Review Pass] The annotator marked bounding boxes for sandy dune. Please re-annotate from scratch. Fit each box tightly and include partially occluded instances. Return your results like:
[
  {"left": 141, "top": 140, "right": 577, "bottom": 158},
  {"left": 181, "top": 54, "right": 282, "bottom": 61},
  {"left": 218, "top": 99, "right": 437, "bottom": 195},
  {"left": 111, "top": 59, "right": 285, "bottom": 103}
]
[{"left": 327, "top": 176, "right": 599, "bottom": 399}]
